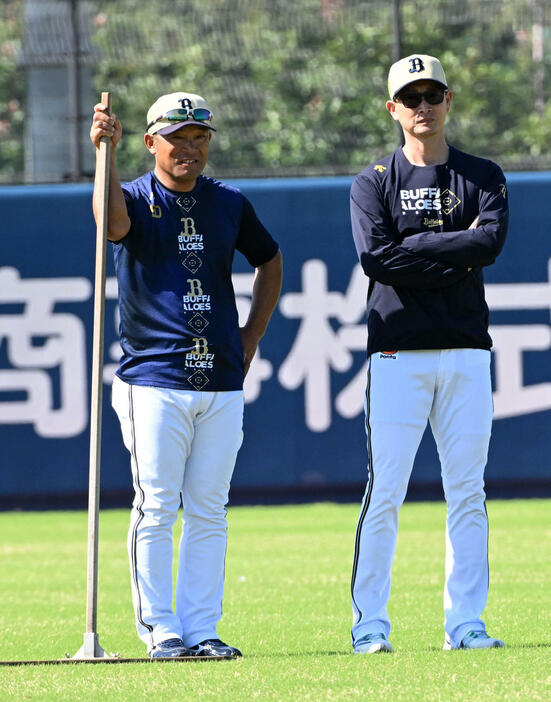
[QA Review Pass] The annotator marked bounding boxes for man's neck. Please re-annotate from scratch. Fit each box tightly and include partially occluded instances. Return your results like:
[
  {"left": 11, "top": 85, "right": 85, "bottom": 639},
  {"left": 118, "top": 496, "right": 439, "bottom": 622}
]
[
  {"left": 402, "top": 137, "right": 449, "bottom": 167},
  {"left": 153, "top": 168, "right": 198, "bottom": 192}
]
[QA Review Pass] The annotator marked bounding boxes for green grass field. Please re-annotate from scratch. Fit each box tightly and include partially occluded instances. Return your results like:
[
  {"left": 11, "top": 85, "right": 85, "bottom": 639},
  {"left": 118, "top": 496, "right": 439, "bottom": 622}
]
[{"left": 1, "top": 500, "right": 549, "bottom": 701}]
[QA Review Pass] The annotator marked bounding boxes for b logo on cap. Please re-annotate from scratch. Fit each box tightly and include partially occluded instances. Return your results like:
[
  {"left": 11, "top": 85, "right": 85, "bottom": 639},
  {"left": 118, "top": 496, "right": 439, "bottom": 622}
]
[
  {"left": 179, "top": 97, "right": 193, "bottom": 109},
  {"left": 408, "top": 57, "right": 425, "bottom": 74}
]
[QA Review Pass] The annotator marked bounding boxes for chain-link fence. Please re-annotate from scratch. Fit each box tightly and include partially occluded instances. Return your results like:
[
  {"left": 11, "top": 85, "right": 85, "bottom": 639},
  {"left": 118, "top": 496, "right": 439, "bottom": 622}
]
[{"left": 1, "top": 0, "right": 550, "bottom": 183}]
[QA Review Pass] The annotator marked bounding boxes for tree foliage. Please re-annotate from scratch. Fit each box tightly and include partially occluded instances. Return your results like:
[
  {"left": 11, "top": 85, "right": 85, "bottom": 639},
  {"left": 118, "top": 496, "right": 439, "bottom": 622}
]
[
  {"left": 89, "top": 0, "right": 551, "bottom": 178},
  {"left": 1, "top": 0, "right": 551, "bottom": 182},
  {"left": 0, "top": 1, "right": 24, "bottom": 182}
]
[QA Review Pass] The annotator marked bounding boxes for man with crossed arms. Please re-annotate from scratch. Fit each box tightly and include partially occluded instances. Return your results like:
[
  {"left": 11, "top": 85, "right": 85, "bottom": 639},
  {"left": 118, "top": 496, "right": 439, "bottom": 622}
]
[{"left": 349, "top": 54, "right": 508, "bottom": 653}]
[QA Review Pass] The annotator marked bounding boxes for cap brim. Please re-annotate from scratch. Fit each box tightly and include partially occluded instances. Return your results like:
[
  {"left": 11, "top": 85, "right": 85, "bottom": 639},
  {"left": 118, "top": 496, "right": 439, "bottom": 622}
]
[
  {"left": 392, "top": 79, "right": 447, "bottom": 99},
  {"left": 153, "top": 120, "right": 216, "bottom": 136}
]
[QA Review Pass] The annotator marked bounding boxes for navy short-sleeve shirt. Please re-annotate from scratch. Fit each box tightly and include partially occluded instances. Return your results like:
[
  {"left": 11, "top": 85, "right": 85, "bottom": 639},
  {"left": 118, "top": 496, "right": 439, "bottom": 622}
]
[{"left": 113, "top": 172, "right": 279, "bottom": 391}]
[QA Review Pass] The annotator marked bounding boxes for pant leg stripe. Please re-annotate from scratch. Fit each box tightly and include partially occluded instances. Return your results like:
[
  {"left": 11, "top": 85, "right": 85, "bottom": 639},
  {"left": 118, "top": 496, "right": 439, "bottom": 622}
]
[
  {"left": 350, "top": 356, "right": 374, "bottom": 644},
  {"left": 128, "top": 384, "right": 154, "bottom": 640},
  {"left": 484, "top": 500, "right": 489, "bottom": 595}
]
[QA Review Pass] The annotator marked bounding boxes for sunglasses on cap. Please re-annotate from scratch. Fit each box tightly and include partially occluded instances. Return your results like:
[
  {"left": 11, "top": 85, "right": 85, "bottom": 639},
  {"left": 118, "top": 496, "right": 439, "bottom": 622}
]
[
  {"left": 147, "top": 107, "right": 213, "bottom": 130},
  {"left": 394, "top": 88, "right": 448, "bottom": 109}
]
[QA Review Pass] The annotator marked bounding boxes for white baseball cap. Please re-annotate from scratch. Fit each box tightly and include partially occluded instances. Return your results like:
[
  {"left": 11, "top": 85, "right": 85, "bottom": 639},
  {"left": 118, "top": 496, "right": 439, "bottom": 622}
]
[
  {"left": 146, "top": 92, "right": 216, "bottom": 135},
  {"left": 388, "top": 54, "right": 448, "bottom": 99}
]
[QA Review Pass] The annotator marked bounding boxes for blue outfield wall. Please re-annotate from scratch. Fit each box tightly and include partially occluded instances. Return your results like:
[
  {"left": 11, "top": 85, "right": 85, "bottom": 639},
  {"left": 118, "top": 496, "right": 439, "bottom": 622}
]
[{"left": 0, "top": 174, "right": 550, "bottom": 507}]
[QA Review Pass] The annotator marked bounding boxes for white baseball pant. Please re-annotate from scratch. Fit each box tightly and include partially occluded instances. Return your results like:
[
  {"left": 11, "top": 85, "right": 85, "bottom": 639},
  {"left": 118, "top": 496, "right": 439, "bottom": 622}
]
[
  {"left": 351, "top": 348, "right": 493, "bottom": 648},
  {"left": 112, "top": 376, "right": 244, "bottom": 651}
]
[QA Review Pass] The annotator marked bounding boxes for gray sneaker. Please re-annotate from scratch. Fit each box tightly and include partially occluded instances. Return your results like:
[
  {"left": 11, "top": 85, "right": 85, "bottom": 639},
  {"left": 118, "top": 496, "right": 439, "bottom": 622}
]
[
  {"left": 444, "top": 630, "right": 505, "bottom": 650},
  {"left": 354, "top": 633, "right": 393, "bottom": 654}
]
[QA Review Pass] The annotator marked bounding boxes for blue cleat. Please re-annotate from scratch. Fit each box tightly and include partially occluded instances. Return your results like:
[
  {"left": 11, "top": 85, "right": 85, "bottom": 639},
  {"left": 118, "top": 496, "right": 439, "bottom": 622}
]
[
  {"left": 444, "top": 630, "right": 505, "bottom": 650},
  {"left": 150, "top": 638, "right": 191, "bottom": 658},
  {"left": 354, "top": 633, "right": 393, "bottom": 654},
  {"left": 188, "top": 638, "right": 242, "bottom": 658}
]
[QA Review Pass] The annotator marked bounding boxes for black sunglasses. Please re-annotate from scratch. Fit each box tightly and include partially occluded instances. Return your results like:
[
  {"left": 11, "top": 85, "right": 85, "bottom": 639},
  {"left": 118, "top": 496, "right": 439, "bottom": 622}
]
[{"left": 394, "top": 89, "right": 448, "bottom": 109}]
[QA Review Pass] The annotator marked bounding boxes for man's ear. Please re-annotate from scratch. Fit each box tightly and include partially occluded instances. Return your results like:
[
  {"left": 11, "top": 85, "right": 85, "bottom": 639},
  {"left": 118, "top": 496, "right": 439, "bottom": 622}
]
[
  {"left": 445, "top": 90, "right": 453, "bottom": 114},
  {"left": 144, "top": 133, "right": 156, "bottom": 153},
  {"left": 386, "top": 100, "right": 400, "bottom": 122}
]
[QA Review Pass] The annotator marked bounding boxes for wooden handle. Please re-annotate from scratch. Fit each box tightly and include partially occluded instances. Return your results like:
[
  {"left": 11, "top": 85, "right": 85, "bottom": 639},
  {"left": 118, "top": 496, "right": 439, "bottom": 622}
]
[
  {"left": 96, "top": 91, "right": 111, "bottom": 235},
  {"left": 85, "top": 91, "right": 111, "bottom": 639},
  {"left": 101, "top": 91, "right": 111, "bottom": 116}
]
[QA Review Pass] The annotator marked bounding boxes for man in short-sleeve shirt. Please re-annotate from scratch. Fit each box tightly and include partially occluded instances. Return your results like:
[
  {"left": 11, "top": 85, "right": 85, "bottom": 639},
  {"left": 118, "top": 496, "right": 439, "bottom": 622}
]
[{"left": 91, "top": 91, "right": 282, "bottom": 659}]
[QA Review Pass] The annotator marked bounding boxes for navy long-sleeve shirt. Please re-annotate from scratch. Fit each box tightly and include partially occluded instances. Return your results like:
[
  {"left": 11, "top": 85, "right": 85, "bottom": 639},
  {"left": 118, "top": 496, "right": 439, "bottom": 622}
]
[{"left": 350, "top": 146, "right": 508, "bottom": 355}]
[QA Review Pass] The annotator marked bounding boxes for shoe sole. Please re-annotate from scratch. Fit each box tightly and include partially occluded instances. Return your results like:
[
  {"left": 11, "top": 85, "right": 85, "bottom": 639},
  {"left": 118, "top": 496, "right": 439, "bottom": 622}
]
[
  {"left": 443, "top": 641, "right": 505, "bottom": 650},
  {"left": 354, "top": 643, "right": 393, "bottom": 654},
  {"left": 190, "top": 650, "right": 242, "bottom": 659},
  {"left": 150, "top": 651, "right": 193, "bottom": 658}
]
